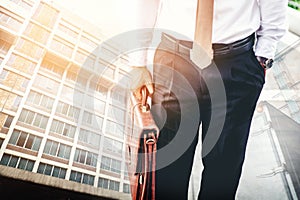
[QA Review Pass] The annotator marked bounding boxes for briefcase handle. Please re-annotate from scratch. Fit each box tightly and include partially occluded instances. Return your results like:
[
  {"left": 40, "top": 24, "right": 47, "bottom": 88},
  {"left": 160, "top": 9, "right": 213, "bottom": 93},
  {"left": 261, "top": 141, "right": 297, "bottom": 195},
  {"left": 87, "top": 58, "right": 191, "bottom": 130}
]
[{"left": 140, "top": 86, "right": 150, "bottom": 113}]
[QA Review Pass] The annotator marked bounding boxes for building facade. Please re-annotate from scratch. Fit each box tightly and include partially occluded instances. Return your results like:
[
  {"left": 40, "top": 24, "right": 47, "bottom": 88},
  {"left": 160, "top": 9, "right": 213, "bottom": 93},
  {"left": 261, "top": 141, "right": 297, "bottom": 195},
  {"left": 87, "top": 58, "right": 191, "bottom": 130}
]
[{"left": 0, "top": 0, "right": 132, "bottom": 199}]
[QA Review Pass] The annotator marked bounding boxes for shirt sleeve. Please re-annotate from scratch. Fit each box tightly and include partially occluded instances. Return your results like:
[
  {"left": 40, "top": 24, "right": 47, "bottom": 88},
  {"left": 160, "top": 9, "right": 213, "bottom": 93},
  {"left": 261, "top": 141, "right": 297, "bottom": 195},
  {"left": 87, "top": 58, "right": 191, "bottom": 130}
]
[
  {"left": 127, "top": 0, "right": 161, "bottom": 67},
  {"left": 255, "top": 0, "right": 288, "bottom": 59}
]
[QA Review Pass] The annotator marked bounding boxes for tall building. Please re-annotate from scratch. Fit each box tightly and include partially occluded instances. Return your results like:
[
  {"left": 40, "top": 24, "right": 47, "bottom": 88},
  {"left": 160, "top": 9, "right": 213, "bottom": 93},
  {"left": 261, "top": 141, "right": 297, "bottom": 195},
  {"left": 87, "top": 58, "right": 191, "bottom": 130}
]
[{"left": 0, "top": 0, "right": 131, "bottom": 199}]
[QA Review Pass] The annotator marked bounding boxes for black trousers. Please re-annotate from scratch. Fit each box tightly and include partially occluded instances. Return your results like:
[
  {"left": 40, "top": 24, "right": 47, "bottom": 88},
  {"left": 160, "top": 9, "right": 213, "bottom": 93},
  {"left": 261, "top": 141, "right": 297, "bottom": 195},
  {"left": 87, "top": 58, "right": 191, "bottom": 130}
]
[{"left": 151, "top": 33, "right": 265, "bottom": 200}]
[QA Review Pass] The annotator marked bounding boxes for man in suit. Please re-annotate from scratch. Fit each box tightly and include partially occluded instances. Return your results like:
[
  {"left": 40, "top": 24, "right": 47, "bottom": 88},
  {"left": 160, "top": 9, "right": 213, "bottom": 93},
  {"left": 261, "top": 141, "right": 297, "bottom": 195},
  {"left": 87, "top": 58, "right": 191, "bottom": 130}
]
[{"left": 127, "top": 0, "right": 287, "bottom": 199}]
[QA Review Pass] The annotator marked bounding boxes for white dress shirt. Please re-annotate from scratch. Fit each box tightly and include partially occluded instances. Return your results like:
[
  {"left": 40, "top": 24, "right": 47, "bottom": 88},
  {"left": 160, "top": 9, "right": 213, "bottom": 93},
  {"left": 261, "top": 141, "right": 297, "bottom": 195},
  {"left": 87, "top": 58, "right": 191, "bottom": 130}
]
[{"left": 127, "top": 0, "right": 287, "bottom": 66}]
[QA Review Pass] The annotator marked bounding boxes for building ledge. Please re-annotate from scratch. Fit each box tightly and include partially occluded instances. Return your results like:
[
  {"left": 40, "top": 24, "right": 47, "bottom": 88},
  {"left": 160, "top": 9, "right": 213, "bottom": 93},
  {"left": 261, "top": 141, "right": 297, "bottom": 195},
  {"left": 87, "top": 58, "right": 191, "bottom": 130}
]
[{"left": 0, "top": 165, "right": 131, "bottom": 200}]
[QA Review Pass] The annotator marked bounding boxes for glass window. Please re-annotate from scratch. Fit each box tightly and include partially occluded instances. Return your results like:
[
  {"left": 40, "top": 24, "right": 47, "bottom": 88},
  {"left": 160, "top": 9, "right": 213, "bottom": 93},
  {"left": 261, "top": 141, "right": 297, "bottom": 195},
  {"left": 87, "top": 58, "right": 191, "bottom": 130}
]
[
  {"left": 8, "top": 130, "right": 20, "bottom": 144},
  {"left": 24, "top": 134, "right": 34, "bottom": 149},
  {"left": 6, "top": 54, "right": 36, "bottom": 74},
  {"left": 44, "top": 164, "right": 52, "bottom": 175},
  {"left": 49, "top": 142, "right": 58, "bottom": 156},
  {"left": 0, "top": 154, "right": 34, "bottom": 171},
  {"left": 108, "top": 105, "right": 125, "bottom": 122},
  {"left": 52, "top": 166, "right": 66, "bottom": 178},
  {"left": 0, "top": 138, "right": 3, "bottom": 148},
  {"left": 0, "top": 39, "right": 11, "bottom": 54},
  {"left": 109, "top": 180, "right": 120, "bottom": 191},
  {"left": 9, "top": 130, "right": 42, "bottom": 151},
  {"left": 78, "top": 129, "right": 101, "bottom": 147},
  {"left": 24, "top": 111, "right": 34, "bottom": 124},
  {"left": 0, "top": 154, "right": 10, "bottom": 165},
  {"left": 33, "top": 114, "right": 42, "bottom": 127},
  {"left": 18, "top": 110, "right": 27, "bottom": 122},
  {"left": 31, "top": 137, "right": 41, "bottom": 151},
  {"left": 75, "top": 50, "right": 88, "bottom": 65},
  {"left": 33, "top": 92, "right": 41, "bottom": 105},
  {"left": 0, "top": 69, "right": 8, "bottom": 80},
  {"left": 37, "top": 163, "right": 46, "bottom": 174},
  {"left": 100, "top": 156, "right": 121, "bottom": 174},
  {"left": 16, "top": 132, "right": 27, "bottom": 147},
  {"left": 24, "top": 23, "right": 49, "bottom": 44},
  {"left": 102, "top": 66, "right": 115, "bottom": 80},
  {"left": 98, "top": 177, "right": 120, "bottom": 192},
  {"left": 32, "top": 3, "right": 58, "bottom": 28},
  {"left": 21, "top": 78, "right": 29, "bottom": 89},
  {"left": 85, "top": 95, "right": 106, "bottom": 114},
  {"left": 82, "top": 174, "right": 94, "bottom": 186},
  {"left": 43, "top": 140, "right": 71, "bottom": 159},
  {"left": 40, "top": 116, "right": 48, "bottom": 129},
  {"left": 40, "top": 60, "right": 64, "bottom": 77},
  {"left": 43, "top": 140, "right": 51, "bottom": 154},
  {"left": 57, "top": 23, "right": 78, "bottom": 39},
  {"left": 33, "top": 75, "right": 59, "bottom": 93},
  {"left": 103, "top": 137, "right": 123, "bottom": 155},
  {"left": 13, "top": 95, "right": 22, "bottom": 107},
  {"left": 40, "top": 95, "right": 54, "bottom": 110},
  {"left": 50, "top": 119, "right": 76, "bottom": 139},
  {"left": 74, "top": 148, "right": 97, "bottom": 167},
  {"left": 80, "top": 35, "right": 97, "bottom": 49},
  {"left": 106, "top": 120, "right": 124, "bottom": 137},
  {"left": 61, "top": 85, "right": 83, "bottom": 103},
  {"left": 70, "top": 171, "right": 94, "bottom": 185},
  {"left": 15, "top": 38, "right": 44, "bottom": 59},
  {"left": 8, "top": 156, "right": 18, "bottom": 167},
  {"left": 52, "top": 167, "right": 60, "bottom": 177},
  {"left": 62, "top": 124, "right": 75, "bottom": 138},
  {"left": 57, "top": 144, "right": 71, "bottom": 159},
  {"left": 111, "top": 159, "right": 121, "bottom": 174},
  {"left": 98, "top": 177, "right": 109, "bottom": 189},
  {"left": 66, "top": 70, "right": 77, "bottom": 82},
  {"left": 0, "top": 12, "right": 22, "bottom": 31},
  {"left": 4, "top": 115, "right": 13, "bottom": 128},
  {"left": 68, "top": 106, "right": 80, "bottom": 119},
  {"left": 44, "top": 140, "right": 57, "bottom": 155},
  {"left": 82, "top": 111, "right": 103, "bottom": 130},
  {"left": 50, "top": 39, "right": 73, "bottom": 58},
  {"left": 123, "top": 183, "right": 130, "bottom": 193},
  {"left": 18, "top": 158, "right": 33, "bottom": 171},
  {"left": 26, "top": 159, "right": 34, "bottom": 170},
  {"left": 9, "top": 0, "right": 32, "bottom": 11},
  {"left": 70, "top": 171, "right": 82, "bottom": 183},
  {"left": 33, "top": 113, "right": 48, "bottom": 129},
  {"left": 15, "top": 158, "right": 24, "bottom": 169},
  {"left": 111, "top": 89, "right": 127, "bottom": 106},
  {"left": 38, "top": 163, "right": 66, "bottom": 178},
  {"left": 62, "top": 103, "right": 69, "bottom": 115}
]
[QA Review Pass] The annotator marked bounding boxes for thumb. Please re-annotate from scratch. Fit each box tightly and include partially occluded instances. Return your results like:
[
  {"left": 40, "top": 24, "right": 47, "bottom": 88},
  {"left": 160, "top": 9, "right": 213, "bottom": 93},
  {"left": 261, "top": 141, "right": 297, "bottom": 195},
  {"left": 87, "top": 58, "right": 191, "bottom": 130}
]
[{"left": 145, "top": 82, "right": 154, "bottom": 95}]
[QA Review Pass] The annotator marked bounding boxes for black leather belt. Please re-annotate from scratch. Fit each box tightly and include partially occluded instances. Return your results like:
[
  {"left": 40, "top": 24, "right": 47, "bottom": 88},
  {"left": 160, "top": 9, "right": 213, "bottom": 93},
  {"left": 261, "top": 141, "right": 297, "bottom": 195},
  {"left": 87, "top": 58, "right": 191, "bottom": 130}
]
[
  {"left": 160, "top": 33, "right": 193, "bottom": 56},
  {"left": 213, "top": 34, "right": 255, "bottom": 57},
  {"left": 161, "top": 32, "right": 255, "bottom": 58}
]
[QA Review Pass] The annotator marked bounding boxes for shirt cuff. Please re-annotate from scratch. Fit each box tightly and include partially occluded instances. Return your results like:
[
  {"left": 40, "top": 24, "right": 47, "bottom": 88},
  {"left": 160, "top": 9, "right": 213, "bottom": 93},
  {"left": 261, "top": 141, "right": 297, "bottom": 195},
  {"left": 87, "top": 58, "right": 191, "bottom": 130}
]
[{"left": 254, "top": 36, "right": 278, "bottom": 59}]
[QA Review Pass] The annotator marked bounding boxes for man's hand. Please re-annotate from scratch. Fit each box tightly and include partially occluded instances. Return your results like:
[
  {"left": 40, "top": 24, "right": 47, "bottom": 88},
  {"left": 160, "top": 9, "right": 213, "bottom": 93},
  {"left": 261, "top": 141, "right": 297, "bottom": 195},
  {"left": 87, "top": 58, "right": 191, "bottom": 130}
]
[{"left": 129, "top": 67, "right": 154, "bottom": 100}]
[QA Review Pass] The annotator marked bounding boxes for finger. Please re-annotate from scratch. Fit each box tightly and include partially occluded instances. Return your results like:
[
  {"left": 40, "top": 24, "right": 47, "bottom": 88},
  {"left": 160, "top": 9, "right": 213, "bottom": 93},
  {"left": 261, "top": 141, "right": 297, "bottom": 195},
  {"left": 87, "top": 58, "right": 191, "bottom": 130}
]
[{"left": 145, "top": 83, "right": 154, "bottom": 95}]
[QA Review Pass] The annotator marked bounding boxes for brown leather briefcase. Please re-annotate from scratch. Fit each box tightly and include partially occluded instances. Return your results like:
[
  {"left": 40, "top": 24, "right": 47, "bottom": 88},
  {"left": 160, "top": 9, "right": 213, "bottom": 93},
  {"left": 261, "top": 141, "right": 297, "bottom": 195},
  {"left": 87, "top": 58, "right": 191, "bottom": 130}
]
[{"left": 126, "top": 87, "right": 159, "bottom": 200}]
